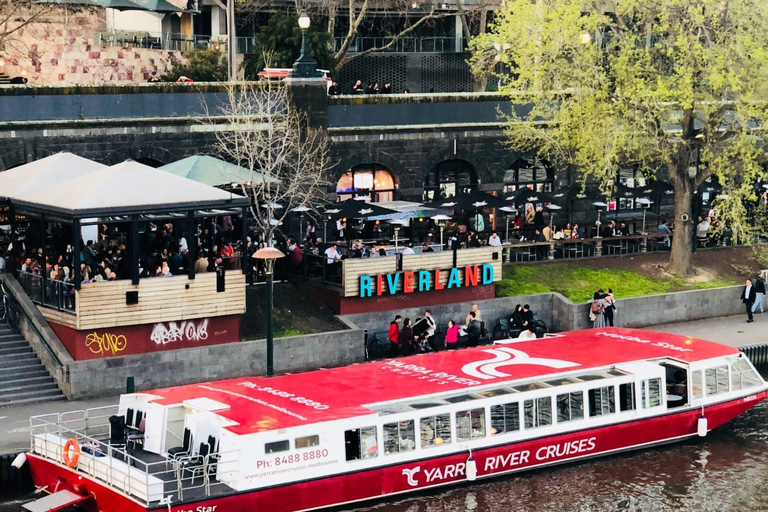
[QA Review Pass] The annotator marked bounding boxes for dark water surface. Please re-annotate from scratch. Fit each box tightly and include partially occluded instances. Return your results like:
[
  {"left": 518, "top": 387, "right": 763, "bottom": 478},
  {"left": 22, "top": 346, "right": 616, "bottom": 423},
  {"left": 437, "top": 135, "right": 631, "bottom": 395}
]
[{"left": 2, "top": 401, "right": 766, "bottom": 512}]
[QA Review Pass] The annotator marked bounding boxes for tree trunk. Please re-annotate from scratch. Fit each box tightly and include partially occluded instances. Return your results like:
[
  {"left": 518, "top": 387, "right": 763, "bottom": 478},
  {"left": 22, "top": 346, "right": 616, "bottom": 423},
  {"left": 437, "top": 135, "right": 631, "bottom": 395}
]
[{"left": 668, "top": 167, "right": 695, "bottom": 276}]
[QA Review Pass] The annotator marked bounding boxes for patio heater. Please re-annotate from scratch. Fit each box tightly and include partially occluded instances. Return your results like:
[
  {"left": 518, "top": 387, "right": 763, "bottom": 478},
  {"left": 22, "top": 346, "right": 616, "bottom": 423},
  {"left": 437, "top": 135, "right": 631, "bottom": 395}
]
[
  {"left": 592, "top": 201, "right": 608, "bottom": 238},
  {"left": 545, "top": 204, "right": 562, "bottom": 233},
  {"left": 253, "top": 247, "right": 285, "bottom": 377},
  {"left": 293, "top": 206, "right": 311, "bottom": 244},
  {"left": 636, "top": 198, "right": 653, "bottom": 235},
  {"left": 430, "top": 214, "right": 452, "bottom": 248},
  {"left": 499, "top": 207, "right": 515, "bottom": 241},
  {"left": 389, "top": 219, "right": 407, "bottom": 248}
]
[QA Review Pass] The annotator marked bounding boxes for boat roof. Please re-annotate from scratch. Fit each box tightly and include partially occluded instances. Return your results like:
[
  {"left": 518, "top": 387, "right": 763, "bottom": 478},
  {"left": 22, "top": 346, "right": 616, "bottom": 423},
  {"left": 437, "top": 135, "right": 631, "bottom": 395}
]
[{"left": 145, "top": 328, "right": 738, "bottom": 436}]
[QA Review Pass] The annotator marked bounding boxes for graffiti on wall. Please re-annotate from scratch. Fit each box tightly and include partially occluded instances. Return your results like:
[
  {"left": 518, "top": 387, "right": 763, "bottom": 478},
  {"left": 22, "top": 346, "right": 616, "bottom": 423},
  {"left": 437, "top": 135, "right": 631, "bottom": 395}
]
[
  {"left": 85, "top": 332, "right": 128, "bottom": 356},
  {"left": 151, "top": 319, "right": 209, "bottom": 345}
]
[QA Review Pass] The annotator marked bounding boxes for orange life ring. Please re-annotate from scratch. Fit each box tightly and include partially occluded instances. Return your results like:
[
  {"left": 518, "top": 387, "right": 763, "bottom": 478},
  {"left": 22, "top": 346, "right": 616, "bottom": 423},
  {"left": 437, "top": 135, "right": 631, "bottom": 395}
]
[{"left": 63, "top": 439, "right": 80, "bottom": 468}]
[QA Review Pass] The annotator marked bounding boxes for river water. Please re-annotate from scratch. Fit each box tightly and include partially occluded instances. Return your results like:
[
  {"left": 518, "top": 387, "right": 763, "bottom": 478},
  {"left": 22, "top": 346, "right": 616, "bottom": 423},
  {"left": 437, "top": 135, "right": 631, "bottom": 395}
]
[{"left": 2, "top": 401, "right": 766, "bottom": 512}]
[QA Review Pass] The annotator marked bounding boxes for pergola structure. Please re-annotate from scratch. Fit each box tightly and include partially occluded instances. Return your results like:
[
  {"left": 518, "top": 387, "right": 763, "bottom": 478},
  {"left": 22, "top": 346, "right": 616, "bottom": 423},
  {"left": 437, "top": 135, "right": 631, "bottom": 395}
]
[
  {"left": 7, "top": 158, "right": 250, "bottom": 289},
  {"left": 0, "top": 154, "right": 252, "bottom": 359}
]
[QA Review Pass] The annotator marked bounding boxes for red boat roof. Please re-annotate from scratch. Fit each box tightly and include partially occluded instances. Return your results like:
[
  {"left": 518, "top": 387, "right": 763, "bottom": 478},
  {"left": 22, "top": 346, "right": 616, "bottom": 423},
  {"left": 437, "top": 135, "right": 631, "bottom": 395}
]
[{"left": 146, "top": 328, "right": 738, "bottom": 435}]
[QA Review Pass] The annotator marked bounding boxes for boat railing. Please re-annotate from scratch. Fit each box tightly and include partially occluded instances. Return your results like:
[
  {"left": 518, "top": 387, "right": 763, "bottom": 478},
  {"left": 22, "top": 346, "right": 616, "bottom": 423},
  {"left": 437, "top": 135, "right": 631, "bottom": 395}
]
[{"left": 29, "top": 407, "right": 240, "bottom": 506}]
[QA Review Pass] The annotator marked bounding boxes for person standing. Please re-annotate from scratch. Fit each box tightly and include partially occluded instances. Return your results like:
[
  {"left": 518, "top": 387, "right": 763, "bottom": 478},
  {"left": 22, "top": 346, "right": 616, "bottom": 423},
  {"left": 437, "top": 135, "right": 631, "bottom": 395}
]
[
  {"left": 590, "top": 291, "right": 606, "bottom": 328},
  {"left": 423, "top": 310, "right": 437, "bottom": 348},
  {"left": 753, "top": 273, "right": 766, "bottom": 315},
  {"left": 400, "top": 318, "right": 415, "bottom": 356},
  {"left": 388, "top": 315, "right": 402, "bottom": 357},
  {"left": 603, "top": 288, "right": 616, "bottom": 327},
  {"left": 445, "top": 320, "right": 459, "bottom": 349},
  {"left": 488, "top": 232, "right": 502, "bottom": 246},
  {"left": 742, "top": 278, "right": 756, "bottom": 323}
]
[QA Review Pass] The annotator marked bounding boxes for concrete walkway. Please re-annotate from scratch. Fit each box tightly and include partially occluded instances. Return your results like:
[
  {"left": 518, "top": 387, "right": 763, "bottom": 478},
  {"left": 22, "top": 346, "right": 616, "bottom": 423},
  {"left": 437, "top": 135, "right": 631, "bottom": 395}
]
[
  {"left": 1, "top": 314, "right": 764, "bottom": 456},
  {"left": 647, "top": 313, "right": 767, "bottom": 348}
]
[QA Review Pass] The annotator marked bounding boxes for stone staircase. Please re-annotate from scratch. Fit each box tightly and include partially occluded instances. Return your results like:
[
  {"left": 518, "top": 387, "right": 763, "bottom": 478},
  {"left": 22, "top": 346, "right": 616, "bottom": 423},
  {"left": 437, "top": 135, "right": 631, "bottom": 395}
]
[{"left": 0, "top": 325, "right": 65, "bottom": 407}]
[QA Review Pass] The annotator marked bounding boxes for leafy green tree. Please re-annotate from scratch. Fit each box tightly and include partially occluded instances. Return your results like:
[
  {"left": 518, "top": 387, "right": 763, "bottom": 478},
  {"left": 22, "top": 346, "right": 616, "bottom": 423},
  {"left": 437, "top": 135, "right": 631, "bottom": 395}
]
[
  {"left": 243, "top": 13, "right": 334, "bottom": 80},
  {"left": 471, "top": 0, "right": 768, "bottom": 275},
  {"left": 163, "top": 48, "right": 228, "bottom": 82}
]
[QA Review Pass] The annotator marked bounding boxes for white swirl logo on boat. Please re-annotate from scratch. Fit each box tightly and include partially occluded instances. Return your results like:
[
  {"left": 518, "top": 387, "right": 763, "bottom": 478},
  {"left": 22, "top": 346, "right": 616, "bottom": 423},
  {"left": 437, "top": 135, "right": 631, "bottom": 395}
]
[
  {"left": 461, "top": 348, "right": 580, "bottom": 380},
  {"left": 402, "top": 466, "right": 421, "bottom": 486}
]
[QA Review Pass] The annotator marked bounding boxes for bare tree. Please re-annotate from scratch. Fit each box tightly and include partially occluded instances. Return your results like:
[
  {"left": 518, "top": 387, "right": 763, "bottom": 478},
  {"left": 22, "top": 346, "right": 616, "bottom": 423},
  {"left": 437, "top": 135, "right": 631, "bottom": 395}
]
[
  {"left": 213, "top": 82, "right": 331, "bottom": 242},
  {"left": 0, "top": 0, "right": 55, "bottom": 53}
]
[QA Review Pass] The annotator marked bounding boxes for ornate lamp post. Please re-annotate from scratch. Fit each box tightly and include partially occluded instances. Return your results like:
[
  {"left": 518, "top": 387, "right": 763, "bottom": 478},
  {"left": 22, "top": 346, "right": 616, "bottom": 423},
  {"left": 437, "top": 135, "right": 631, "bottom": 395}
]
[
  {"left": 253, "top": 247, "right": 285, "bottom": 377},
  {"left": 290, "top": 10, "right": 322, "bottom": 78}
]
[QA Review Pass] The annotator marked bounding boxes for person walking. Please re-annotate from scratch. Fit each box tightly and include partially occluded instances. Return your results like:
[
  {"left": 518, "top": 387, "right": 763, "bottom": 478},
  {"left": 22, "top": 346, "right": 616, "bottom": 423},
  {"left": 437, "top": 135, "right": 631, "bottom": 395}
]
[
  {"left": 742, "top": 279, "right": 756, "bottom": 323},
  {"left": 753, "top": 273, "right": 766, "bottom": 315},
  {"left": 400, "top": 318, "right": 415, "bottom": 356}
]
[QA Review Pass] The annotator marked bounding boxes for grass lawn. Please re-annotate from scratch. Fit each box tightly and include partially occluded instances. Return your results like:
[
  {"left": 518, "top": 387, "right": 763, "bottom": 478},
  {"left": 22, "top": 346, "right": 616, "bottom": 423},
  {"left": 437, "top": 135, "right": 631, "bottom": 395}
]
[{"left": 497, "top": 263, "right": 736, "bottom": 304}]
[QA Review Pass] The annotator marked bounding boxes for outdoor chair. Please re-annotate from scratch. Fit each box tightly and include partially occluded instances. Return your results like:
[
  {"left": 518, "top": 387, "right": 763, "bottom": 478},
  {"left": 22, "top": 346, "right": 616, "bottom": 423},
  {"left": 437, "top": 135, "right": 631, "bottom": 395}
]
[
  {"left": 182, "top": 442, "right": 210, "bottom": 485},
  {"left": 168, "top": 428, "right": 192, "bottom": 469},
  {"left": 108, "top": 415, "right": 126, "bottom": 449},
  {"left": 492, "top": 318, "right": 511, "bottom": 341}
]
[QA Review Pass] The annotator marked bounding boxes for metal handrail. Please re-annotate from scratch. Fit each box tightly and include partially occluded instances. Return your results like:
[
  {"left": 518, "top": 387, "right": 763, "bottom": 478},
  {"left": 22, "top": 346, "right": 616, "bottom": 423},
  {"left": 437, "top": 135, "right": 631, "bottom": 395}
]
[
  {"left": 0, "top": 275, "right": 65, "bottom": 370},
  {"left": 29, "top": 407, "right": 240, "bottom": 506}
]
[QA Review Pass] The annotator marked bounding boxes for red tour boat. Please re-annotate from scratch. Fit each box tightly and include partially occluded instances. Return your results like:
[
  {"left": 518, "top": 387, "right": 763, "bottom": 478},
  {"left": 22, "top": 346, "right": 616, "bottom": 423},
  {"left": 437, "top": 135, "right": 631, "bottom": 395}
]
[{"left": 19, "top": 328, "right": 768, "bottom": 512}]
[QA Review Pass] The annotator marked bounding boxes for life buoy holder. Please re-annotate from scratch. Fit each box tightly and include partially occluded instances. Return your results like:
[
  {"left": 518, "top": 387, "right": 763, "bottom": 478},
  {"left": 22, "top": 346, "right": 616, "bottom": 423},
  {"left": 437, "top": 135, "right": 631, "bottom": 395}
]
[{"left": 63, "top": 439, "right": 80, "bottom": 468}]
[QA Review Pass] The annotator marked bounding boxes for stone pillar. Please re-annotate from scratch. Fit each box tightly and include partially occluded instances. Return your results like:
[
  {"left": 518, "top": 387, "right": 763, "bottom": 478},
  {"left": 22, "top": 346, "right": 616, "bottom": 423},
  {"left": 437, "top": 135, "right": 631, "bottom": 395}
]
[{"left": 283, "top": 77, "right": 329, "bottom": 130}]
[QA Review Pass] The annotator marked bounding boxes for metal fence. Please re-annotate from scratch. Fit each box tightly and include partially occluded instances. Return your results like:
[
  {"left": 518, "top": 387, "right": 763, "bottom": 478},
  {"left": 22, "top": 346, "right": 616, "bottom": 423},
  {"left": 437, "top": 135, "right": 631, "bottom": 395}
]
[
  {"left": 740, "top": 344, "right": 768, "bottom": 375},
  {"left": 18, "top": 272, "right": 75, "bottom": 314},
  {"left": 335, "top": 36, "right": 464, "bottom": 54},
  {"left": 94, "top": 31, "right": 256, "bottom": 54}
]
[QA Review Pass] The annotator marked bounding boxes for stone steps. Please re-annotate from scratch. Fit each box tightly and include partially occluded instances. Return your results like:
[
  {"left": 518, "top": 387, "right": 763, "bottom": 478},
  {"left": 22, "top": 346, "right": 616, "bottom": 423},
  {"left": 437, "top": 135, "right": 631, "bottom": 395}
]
[{"left": 0, "top": 327, "right": 64, "bottom": 407}]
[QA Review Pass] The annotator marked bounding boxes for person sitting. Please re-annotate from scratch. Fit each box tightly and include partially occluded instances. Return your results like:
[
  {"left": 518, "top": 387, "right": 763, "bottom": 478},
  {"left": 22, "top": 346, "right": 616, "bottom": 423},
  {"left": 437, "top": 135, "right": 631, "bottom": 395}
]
[
  {"left": 466, "top": 304, "right": 482, "bottom": 324},
  {"left": 510, "top": 304, "right": 526, "bottom": 330},
  {"left": 517, "top": 325, "right": 537, "bottom": 340},
  {"left": 488, "top": 232, "right": 502, "bottom": 246},
  {"left": 522, "top": 304, "right": 534, "bottom": 325},
  {"left": 401, "top": 244, "right": 415, "bottom": 255},
  {"left": 422, "top": 243, "right": 434, "bottom": 253}
]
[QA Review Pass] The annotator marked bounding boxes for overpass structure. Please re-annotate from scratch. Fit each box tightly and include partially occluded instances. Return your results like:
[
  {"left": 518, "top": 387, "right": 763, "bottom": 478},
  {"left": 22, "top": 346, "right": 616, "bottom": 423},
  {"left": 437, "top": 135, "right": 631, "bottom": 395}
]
[{"left": 0, "top": 83, "right": 660, "bottom": 229}]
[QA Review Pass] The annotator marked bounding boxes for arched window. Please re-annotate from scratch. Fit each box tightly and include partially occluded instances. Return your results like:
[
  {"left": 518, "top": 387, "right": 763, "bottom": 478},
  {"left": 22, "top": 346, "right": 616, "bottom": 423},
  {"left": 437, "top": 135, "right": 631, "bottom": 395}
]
[
  {"left": 423, "top": 159, "right": 477, "bottom": 201},
  {"left": 336, "top": 164, "right": 395, "bottom": 203},
  {"left": 503, "top": 159, "right": 553, "bottom": 194}
]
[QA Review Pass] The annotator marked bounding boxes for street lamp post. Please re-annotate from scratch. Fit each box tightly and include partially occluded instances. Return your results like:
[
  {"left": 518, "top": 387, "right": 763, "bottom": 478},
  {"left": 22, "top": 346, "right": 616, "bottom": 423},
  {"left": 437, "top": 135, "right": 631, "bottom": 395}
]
[
  {"left": 290, "top": 10, "right": 321, "bottom": 78},
  {"left": 253, "top": 247, "right": 285, "bottom": 377}
]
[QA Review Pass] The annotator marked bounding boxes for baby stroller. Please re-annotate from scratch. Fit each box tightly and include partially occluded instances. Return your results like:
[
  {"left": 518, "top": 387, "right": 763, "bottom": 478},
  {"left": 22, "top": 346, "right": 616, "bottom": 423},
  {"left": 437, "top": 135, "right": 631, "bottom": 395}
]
[{"left": 412, "top": 318, "right": 434, "bottom": 353}]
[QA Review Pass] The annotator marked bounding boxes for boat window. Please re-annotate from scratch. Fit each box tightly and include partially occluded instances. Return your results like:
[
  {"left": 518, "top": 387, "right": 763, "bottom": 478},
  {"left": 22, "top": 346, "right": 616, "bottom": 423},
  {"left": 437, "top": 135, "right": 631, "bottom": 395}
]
[
  {"left": 445, "top": 394, "right": 479, "bottom": 404},
  {"left": 420, "top": 414, "right": 452, "bottom": 448},
  {"left": 731, "top": 358, "right": 762, "bottom": 390},
  {"left": 692, "top": 370, "right": 703, "bottom": 398},
  {"left": 514, "top": 382, "right": 549, "bottom": 392},
  {"left": 705, "top": 366, "right": 729, "bottom": 396},
  {"left": 383, "top": 420, "right": 415, "bottom": 455},
  {"left": 409, "top": 402, "right": 446, "bottom": 410},
  {"left": 265, "top": 440, "right": 290, "bottom": 453},
  {"left": 477, "top": 388, "right": 517, "bottom": 398},
  {"left": 524, "top": 397, "right": 552, "bottom": 429},
  {"left": 344, "top": 426, "right": 378, "bottom": 462},
  {"left": 490, "top": 402, "right": 520, "bottom": 435},
  {"left": 588, "top": 386, "right": 615, "bottom": 417},
  {"left": 557, "top": 392, "right": 584, "bottom": 423},
  {"left": 295, "top": 435, "right": 320, "bottom": 449},
  {"left": 456, "top": 408, "right": 486, "bottom": 442},
  {"left": 641, "top": 378, "right": 662, "bottom": 408},
  {"left": 619, "top": 383, "right": 636, "bottom": 411},
  {"left": 545, "top": 377, "right": 580, "bottom": 387},
  {"left": 577, "top": 374, "right": 606, "bottom": 382}
]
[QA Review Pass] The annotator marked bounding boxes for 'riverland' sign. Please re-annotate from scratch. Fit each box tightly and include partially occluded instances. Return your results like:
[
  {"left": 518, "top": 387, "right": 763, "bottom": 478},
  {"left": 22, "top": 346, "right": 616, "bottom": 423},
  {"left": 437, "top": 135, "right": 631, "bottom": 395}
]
[{"left": 359, "top": 264, "right": 495, "bottom": 298}]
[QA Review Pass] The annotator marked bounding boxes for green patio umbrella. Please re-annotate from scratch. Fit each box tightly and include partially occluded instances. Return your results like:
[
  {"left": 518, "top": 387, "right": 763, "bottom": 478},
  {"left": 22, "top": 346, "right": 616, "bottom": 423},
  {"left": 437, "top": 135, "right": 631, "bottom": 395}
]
[{"left": 159, "top": 155, "right": 279, "bottom": 188}]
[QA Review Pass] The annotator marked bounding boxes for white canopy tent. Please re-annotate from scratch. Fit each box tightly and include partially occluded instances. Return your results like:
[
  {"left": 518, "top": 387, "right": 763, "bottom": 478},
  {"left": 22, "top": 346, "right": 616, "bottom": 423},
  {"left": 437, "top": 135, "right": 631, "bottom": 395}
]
[{"left": 0, "top": 152, "right": 106, "bottom": 199}]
